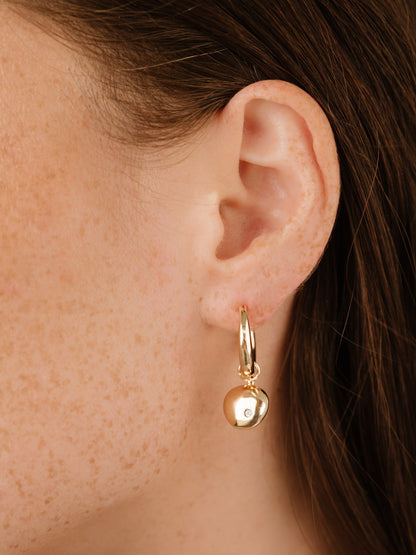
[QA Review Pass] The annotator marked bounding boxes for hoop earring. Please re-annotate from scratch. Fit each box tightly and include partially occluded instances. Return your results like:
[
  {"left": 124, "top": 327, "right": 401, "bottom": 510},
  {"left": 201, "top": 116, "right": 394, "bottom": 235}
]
[{"left": 223, "top": 306, "right": 269, "bottom": 429}]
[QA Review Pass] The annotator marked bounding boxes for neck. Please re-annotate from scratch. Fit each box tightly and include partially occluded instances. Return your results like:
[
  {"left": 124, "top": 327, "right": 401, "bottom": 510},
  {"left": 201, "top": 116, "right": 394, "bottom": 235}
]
[
  {"left": 35, "top": 303, "right": 318, "bottom": 554},
  {"left": 37, "top": 391, "right": 317, "bottom": 554}
]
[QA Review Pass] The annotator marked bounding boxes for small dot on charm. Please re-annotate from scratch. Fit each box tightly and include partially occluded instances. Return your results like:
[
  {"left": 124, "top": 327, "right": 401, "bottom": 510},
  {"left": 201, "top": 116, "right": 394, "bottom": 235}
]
[{"left": 223, "top": 385, "right": 269, "bottom": 428}]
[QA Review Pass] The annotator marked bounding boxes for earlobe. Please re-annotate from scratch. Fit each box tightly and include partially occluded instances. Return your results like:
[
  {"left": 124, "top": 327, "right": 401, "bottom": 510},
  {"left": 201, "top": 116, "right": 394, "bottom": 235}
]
[{"left": 198, "top": 80, "right": 340, "bottom": 331}]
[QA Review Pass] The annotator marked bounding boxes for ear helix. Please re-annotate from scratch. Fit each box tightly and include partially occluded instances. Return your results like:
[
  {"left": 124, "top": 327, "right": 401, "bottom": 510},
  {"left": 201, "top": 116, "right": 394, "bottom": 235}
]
[{"left": 223, "top": 306, "right": 269, "bottom": 428}]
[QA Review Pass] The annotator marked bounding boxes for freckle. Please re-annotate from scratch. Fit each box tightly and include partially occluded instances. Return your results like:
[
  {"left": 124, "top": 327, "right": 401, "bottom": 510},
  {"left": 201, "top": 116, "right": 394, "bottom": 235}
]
[
  {"left": 142, "top": 442, "right": 148, "bottom": 452},
  {"left": 177, "top": 529, "right": 186, "bottom": 539},
  {"left": 155, "top": 467, "right": 160, "bottom": 475},
  {"left": 89, "top": 457, "right": 95, "bottom": 464},
  {"left": 135, "top": 333, "right": 142, "bottom": 344},
  {"left": 3, "top": 522, "right": 10, "bottom": 529},
  {"left": 45, "top": 170, "right": 56, "bottom": 181},
  {"left": 15, "top": 480, "right": 24, "bottom": 496},
  {"left": 110, "top": 371, "right": 121, "bottom": 385},
  {"left": 38, "top": 437, "right": 46, "bottom": 449},
  {"left": 3, "top": 341, "right": 14, "bottom": 356},
  {"left": 59, "top": 271, "right": 73, "bottom": 283},
  {"left": 44, "top": 497, "right": 53, "bottom": 505}
]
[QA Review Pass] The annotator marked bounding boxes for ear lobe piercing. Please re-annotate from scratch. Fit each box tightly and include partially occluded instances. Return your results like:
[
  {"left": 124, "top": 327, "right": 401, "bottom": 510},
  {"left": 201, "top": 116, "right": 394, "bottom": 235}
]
[{"left": 223, "top": 306, "right": 269, "bottom": 428}]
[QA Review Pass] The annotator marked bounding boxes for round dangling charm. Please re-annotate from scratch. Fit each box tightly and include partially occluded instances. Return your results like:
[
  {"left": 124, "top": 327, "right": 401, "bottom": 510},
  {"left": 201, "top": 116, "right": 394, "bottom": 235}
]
[
  {"left": 223, "top": 384, "right": 269, "bottom": 428},
  {"left": 223, "top": 306, "right": 269, "bottom": 429}
]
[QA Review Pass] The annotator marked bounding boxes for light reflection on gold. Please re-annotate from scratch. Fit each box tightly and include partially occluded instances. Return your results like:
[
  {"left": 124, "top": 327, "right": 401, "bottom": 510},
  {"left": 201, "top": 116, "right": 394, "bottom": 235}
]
[{"left": 223, "top": 385, "right": 269, "bottom": 429}]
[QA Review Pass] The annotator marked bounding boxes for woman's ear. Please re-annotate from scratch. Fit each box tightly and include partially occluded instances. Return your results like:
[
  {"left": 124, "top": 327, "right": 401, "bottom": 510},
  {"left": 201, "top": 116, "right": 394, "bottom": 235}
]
[{"left": 194, "top": 80, "right": 340, "bottom": 330}]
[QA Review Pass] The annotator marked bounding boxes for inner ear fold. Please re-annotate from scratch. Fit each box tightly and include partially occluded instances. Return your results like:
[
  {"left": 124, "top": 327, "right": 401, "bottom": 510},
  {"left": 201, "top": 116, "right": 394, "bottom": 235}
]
[
  {"left": 215, "top": 100, "right": 315, "bottom": 261},
  {"left": 216, "top": 162, "right": 300, "bottom": 260}
]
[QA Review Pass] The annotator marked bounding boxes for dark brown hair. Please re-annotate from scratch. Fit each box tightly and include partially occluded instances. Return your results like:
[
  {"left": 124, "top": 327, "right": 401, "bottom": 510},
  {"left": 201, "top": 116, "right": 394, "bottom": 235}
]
[{"left": 8, "top": 1, "right": 416, "bottom": 553}]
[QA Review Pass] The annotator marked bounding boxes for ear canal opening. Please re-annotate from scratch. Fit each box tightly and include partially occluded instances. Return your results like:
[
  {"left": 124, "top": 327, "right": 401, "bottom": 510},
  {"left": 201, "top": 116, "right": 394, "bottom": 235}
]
[{"left": 215, "top": 197, "right": 269, "bottom": 260}]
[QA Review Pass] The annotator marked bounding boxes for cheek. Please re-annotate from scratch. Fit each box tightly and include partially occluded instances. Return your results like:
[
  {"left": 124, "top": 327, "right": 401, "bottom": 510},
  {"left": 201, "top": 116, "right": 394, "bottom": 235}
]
[
  {"left": 0, "top": 171, "right": 194, "bottom": 546},
  {"left": 0, "top": 14, "right": 198, "bottom": 547}
]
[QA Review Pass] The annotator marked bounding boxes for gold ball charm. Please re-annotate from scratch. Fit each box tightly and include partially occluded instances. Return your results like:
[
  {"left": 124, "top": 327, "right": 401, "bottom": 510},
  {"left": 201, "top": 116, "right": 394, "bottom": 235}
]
[{"left": 223, "top": 385, "right": 269, "bottom": 429}]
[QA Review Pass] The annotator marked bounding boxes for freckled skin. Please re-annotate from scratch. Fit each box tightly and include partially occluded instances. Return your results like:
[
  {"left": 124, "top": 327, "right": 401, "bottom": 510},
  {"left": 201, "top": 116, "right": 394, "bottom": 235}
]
[
  {"left": 0, "top": 5, "right": 339, "bottom": 555},
  {"left": 0, "top": 7, "right": 201, "bottom": 552}
]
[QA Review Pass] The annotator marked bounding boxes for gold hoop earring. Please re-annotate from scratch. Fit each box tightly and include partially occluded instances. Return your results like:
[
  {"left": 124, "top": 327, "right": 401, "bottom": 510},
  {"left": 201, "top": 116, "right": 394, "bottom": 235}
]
[{"left": 223, "top": 306, "right": 269, "bottom": 429}]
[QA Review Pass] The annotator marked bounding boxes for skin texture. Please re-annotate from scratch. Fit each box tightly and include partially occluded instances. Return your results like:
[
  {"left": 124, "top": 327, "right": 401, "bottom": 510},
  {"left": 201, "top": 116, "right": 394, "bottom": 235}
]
[{"left": 0, "top": 6, "right": 339, "bottom": 554}]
